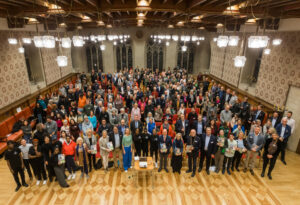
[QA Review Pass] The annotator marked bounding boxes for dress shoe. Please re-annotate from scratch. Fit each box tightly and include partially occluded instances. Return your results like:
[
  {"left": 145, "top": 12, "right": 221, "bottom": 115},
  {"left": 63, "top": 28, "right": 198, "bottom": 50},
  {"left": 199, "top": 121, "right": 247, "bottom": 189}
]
[
  {"left": 250, "top": 169, "right": 254, "bottom": 176},
  {"left": 198, "top": 168, "right": 202, "bottom": 173},
  {"left": 268, "top": 174, "right": 272, "bottom": 180},
  {"left": 158, "top": 168, "right": 162, "bottom": 172},
  {"left": 15, "top": 185, "right": 21, "bottom": 192},
  {"left": 243, "top": 168, "right": 247, "bottom": 173},
  {"left": 22, "top": 183, "right": 29, "bottom": 187},
  {"left": 206, "top": 170, "right": 210, "bottom": 175},
  {"left": 165, "top": 168, "right": 169, "bottom": 173},
  {"left": 191, "top": 172, "right": 195, "bottom": 177},
  {"left": 222, "top": 169, "right": 225, "bottom": 175},
  {"left": 215, "top": 168, "right": 219, "bottom": 173},
  {"left": 186, "top": 169, "right": 192, "bottom": 173},
  {"left": 261, "top": 172, "right": 265, "bottom": 177},
  {"left": 227, "top": 169, "right": 231, "bottom": 175},
  {"left": 281, "top": 160, "right": 287, "bottom": 165}
]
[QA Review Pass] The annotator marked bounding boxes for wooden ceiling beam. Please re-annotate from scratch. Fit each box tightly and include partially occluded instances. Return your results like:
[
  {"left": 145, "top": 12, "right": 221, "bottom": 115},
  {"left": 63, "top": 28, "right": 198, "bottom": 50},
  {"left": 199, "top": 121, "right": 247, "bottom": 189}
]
[
  {"left": 284, "top": 2, "right": 300, "bottom": 11},
  {"left": 187, "top": 0, "right": 207, "bottom": 10}
]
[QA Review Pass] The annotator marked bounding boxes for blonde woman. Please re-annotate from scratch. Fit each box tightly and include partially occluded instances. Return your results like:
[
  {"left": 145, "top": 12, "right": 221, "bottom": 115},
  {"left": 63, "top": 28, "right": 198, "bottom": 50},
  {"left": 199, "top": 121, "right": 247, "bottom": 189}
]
[
  {"left": 61, "top": 120, "right": 70, "bottom": 136},
  {"left": 99, "top": 130, "right": 111, "bottom": 171},
  {"left": 231, "top": 132, "right": 247, "bottom": 172},
  {"left": 75, "top": 137, "right": 89, "bottom": 178},
  {"left": 122, "top": 128, "right": 133, "bottom": 172},
  {"left": 83, "top": 129, "right": 97, "bottom": 172}
]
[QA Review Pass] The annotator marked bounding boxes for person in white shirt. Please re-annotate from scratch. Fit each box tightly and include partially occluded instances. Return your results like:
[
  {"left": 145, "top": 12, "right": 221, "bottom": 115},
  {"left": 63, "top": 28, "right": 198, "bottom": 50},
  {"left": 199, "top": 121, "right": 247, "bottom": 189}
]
[{"left": 286, "top": 111, "right": 295, "bottom": 134}]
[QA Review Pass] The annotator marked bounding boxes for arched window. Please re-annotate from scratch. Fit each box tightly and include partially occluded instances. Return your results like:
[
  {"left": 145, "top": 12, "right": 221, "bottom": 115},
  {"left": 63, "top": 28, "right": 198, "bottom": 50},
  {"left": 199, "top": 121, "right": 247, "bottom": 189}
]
[
  {"left": 85, "top": 43, "right": 104, "bottom": 72},
  {"left": 177, "top": 42, "right": 195, "bottom": 73},
  {"left": 115, "top": 40, "right": 133, "bottom": 72},
  {"left": 146, "top": 39, "right": 165, "bottom": 71}
]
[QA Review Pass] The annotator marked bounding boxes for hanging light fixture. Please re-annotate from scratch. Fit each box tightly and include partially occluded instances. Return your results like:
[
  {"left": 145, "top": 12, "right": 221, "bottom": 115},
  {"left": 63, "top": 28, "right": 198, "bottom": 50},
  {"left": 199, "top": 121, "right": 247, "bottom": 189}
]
[
  {"left": 234, "top": 56, "right": 246, "bottom": 67},
  {"left": 264, "top": 48, "right": 271, "bottom": 55},
  {"left": 100, "top": 44, "right": 106, "bottom": 51},
  {"left": 196, "top": 41, "right": 200, "bottom": 45},
  {"left": 90, "top": 35, "right": 96, "bottom": 41},
  {"left": 98, "top": 35, "right": 106, "bottom": 41},
  {"left": 33, "top": 36, "right": 44, "bottom": 47},
  {"left": 61, "top": 37, "right": 71, "bottom": 48},
  {"left": 42, "top": 35, "right": 55, "bottom": 48},
  {"left": 18, "top": 47, "right": 25, "bottom": 53},
  {"left": 137, "top": 0, "right": 150, "bottom": 7},
  {"left": 182, "top": 45, "right": 187, "bottom": 52},
  {"left": 97, "top": 20, "right": 105, "bottom": 26},
  {"left": 72, "top": 36, "right": 84, "bottom": 47},
  {"left": 172, "top": 35, "right": 179, "bottom": 41},
  {"left": 56, "top": 55, "right": 68, "bottom": 67},
  {"left": 248, "top": 36, "right": 269, "bottom": 48},
  {"left": 217, "top": 35, "right": 229, "bottom": 47},
  {"left": 166, "top": 41, "right": 170, "bottom": 46},
  {"left": 22, "top": 38, "right": 32, "bottom": 44},
  {"left": 168, "top": 24, "right": 174, "bottom": 28},
  {"left": 8, "top": 38, "right": 18, "bottom": 44},
  {"left": 228, "top": 36, "right": 239, "bottom": 46},
  {"left": 213, "top": 37, "right": 217, "bottom": 42},
  {"left": 272, "top": 38, "right": 282, "bottom": 46},
  {"left": 113, "top": 41, "right": 117, "bottom": 45},
  {"left": 192, "top": 36, "right": 198, "bottom": 42}
]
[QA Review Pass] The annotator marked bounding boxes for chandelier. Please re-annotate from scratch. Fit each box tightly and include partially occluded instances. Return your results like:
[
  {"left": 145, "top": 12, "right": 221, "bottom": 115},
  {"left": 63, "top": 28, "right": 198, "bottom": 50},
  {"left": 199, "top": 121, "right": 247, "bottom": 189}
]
[
  {"left": 33, "top": 36, "right": 44, "bottom": 47},
  {"left": 61, "top": 37, "right": 71, "bottom": 48},
  {"left": 42, "top": 35, "right": 55, "bottom": 48},
  {"left": 264, "top": 48, "right": 271, "bottom": 55},
  {"left": 248, "top": 36, "right": 269, "bottom": 48},
  {"left": 272, "top": 38, "right": 282, "bottom": 46},
  {"left": 100, "top": 44, "right": 106, "bottom": 51},
  {"left": 72, "top": 36, "right": 84, "bottom": 47},
  {"left": 8, "top": 38, "right": 17, "bottom": 44},
  {"left": 234, "top": 56, "right": 246, "bottom": 67},
  {"left": 22, "top": 38, "right": 32, "bottom": 44},
  {"left": 217, "top": 36, "right": 229, "bottom": 47},
  {"left": 228, "top": 36, "right": 239, "bottom": 46},
  {"left": 56, "top": 56, "right": 68, "bottom": 67},
  {"left": 181, "top": 45, "right": 187, "bottom": 52}
]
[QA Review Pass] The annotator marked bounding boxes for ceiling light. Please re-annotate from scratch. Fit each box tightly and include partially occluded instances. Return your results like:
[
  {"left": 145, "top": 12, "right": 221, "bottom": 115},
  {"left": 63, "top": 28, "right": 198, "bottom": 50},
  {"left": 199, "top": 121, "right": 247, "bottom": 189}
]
[
  {"left": 191, "top": 15, "right": 203, "bottom": 22},
  {"left": 56, "top": 56, "right": 68, "bottom": 67},
  {"left": 245, "top": 18, "right": 256, "bottom": 24},
  {"left": 137, "top": 12, "right": 145, "bottom": 19},
  {"left": 47, "top": 3, "right": 65, "bottom": 14},
  {"left": 27, "top": 18, "right": 39, "bottom": 24},
  {"left": 168, "top": 24, "right": 174, "bottom": 28},
  {"left": 42, "top": 35, "right": 55, "bottom": 48},
  {"left": 181, "top": 36, "right": 190, "bottom": 41},
  {"left": 213, "top": 37, "right": 217, "bottom": 42},
  {"left": 22, "top": 38, "right": 32, "bottom": 44},
  {"left": 100, "top": 44, "right": 106, "bottom": 51},
  {"left": 77, "top": 25, "right": 83, "bottom": 30},
  {"left": 61, "top": 37, "right": 71, "bottom": 48},
  {"left": 264, "top": 48, "right": 271, "bottom": 55},
  {"left": 248, "top": 36, "right": 269, "bottom": 48},
  {"left": 18, "top": 47, "right": 24, "bottom": 53},
  {"left": 108, "top": 35, "right": 114, "bottom": 41},
  {"left": 137, "top": 0, "right": 149, "bottom": 7},
  {"left": 177, "top": 21, "right": 184, "bottom": 26},
  {"left": 181, "top": 45, "right": 187, "bottom": 52},
  {"left": 198, "top": 26, "right": 205, "bottom": 30},
  {"left": 81, "top": 15, "right": 91, "bottom": 22},
  {"left": 106, "top": 24, "right": 112, "bottom": 28},
  {"left": 158, "top": 39, "right": 161, "bottom": 43},
  {"left": 137, "top": 23, "right": 143, "bottom": 27},
  {"left": 59, "top": 22, "right": 67, "bottom": 28},
  {"left": 154, "top": 39, "right": 156, "bottom": 42},
  {"left": 192, "top": 36, "right": 198, "bottom": 41},
  {"left": 113, "top": 41, "right": 117, "bottom": 45},
  {"left": 234, "top": 56, "right": 246, "bottom": 67},
  {"left": 8, "top": 38, "right": 17, "bottom": 45},
  {"left": 216, "top": 23, "right": 223, "bottom": 28},
  {"left": 228, "top": 36, "right": 239, "bottom": 46},
  {"left": 97, "top": 20, "right": 105, "bottom": 26},
  {"left": 223, "top": 5, "right": 240, "bottom": 15},
  {"left": 165, "top": 35, "right": 171, "bottom": 40},
  {"left": 217, "top": 36, "right": 229, "bottom": 47},
  {"left": 33, "top": 36, "right": 44, "bottom": 47},
  {"left": 172, "top": 35, "right": 178, "bottom": 41},
  {"left": 197, "top": 41, "right": 200, "bottom": 45},
  {"left": 90, "top": 35, "right": 96, "bottom": 41},
  {"left": 272, "top": 38, "right": 282, "bottom": 46},
  {"left": 166, "top": 41, "right": 170, "bottom": 46},
  {"left": 72, "top": 36, "right": 84, "bottom": 47},
  {"left": 98, "top": 35, "right": 106, "bottom": 41}
]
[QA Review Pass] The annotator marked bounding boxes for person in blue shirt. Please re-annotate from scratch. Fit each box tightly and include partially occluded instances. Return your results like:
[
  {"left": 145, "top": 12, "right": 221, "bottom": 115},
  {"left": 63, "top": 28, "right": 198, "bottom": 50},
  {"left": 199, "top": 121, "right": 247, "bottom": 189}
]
[
  {"left": 147, "top": 118, "right": 156, "bottom": 135},
  {"left": 88, "top": 111, "right": 98, "bottom": 131}
]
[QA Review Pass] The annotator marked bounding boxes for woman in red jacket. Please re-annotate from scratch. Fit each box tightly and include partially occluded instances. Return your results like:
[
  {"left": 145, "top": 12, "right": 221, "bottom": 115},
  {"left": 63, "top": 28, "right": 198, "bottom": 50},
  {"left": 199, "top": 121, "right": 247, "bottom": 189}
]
[{"left": 62, "top": 135, "right": 77, "bottom": 180}]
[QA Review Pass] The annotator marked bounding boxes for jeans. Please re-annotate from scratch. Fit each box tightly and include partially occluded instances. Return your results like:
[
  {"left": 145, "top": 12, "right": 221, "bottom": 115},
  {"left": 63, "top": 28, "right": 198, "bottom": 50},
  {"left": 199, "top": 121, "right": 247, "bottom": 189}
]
[
  {"left": 123, "top": 146, "right": 132, "bottom": 171},
  {"left": 159, "top": 152, "right": 168, "bottom": 169}
]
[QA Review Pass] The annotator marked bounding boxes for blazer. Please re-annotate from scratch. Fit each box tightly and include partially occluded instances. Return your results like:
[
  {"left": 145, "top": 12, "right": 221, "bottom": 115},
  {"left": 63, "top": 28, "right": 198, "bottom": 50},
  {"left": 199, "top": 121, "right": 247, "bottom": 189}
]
[
  {"left": 200, "top": 135, "right": 218, "bottom": 155},
  {"left": 276, "top": 124, "right": 291, "bottom": 142},
  {"left": 252, "top": 110, "right": 265, "bottom": 123},
  {"left": 109, "top": 132, "right": 123, "bottom": 149},
  {"left": 83, "top": 135, "right": 97, "bottom": 150},
  {"left": 263, "top": 138, "right": 282, "bottom": 158},
  {"left": 175, "top": 119, "right": 190, "bottom": 135},
  {"left": 130, "top": 120, "right": 143, "bottom": 134},
  {"left": 245, "top": 133, "right": 264, "bottom": 151},
  {"left": 158, "top": 135, "right": 172, "bottom": 154},
  {"left": 192, "top": 120, "right": 206, "bottom": 134},
  {"left": 186, "top": 135, "right": 201, "bottom": 156},
  {"left": 269, "top": 117, "right": 281, "bottom": 128},
  {"left": 98, "top": 123, "right": 113, "bottom": 136}
]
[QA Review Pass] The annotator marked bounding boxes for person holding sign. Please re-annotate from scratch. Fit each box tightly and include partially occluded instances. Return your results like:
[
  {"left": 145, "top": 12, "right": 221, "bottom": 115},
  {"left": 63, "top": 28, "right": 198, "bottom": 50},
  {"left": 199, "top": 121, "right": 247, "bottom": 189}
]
[
  {"left": 99, "top": 130, "right": 111, "bottom": 171},
  {"left": 83, "top": 129, "right": 97, "bottom": 172},
  {"left": 158, "top": 129, "right": 172, "bottom": 173},
  {"left": 185, "top": 129, "right": 201, "bottom": 177}
]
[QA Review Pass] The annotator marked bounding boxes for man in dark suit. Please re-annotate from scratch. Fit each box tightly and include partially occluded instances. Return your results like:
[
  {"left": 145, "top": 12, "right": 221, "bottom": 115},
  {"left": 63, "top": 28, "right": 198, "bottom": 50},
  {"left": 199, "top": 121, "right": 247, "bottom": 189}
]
[
  {"left": 175, "top": 114, "right": 189, "bottom": 142},
  {"left": 158, "top": 129, "right": 172, "bottom": 173},
  {"left": 98, "top": 119, "right": 112, "bottom": 136},
  {"left": 130, "top": 115, "right": 143, "bottom": 134},
  {"left": 270, "top": 111, "right": 281, "bottom": 128},
  {"left": 224, "top": 88, "right": 232, "bottom": 104},
  {"left": 109, "top": 126, "right": 123, "bottom": 169},
  {"left": 193, "top": 115, "right": 206, "bottom": 137},
  {"left": 186, "top": 129, "right": 201, "bottom": 177},
  {"left": 99, "top": 107, "right": 110, "bottom": 123},
  {"left": 199, "top": 127, "right": 217, "bottom": 175},
  {"left": 276, "top": 117, "right": 292, "bottom": 165},
  {"left": 252, "top": 105, "right": 265, "bottom": 123}
]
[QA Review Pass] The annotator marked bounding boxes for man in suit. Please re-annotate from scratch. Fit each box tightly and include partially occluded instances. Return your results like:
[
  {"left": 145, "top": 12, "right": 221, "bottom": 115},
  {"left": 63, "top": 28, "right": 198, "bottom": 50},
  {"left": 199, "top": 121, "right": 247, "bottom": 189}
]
[
  {"left": 199, "top": 127, "right": 217, "bottom": 175},
  {"left": 243, "top": 126, "right": 264, "bottom": 175},
  {"left": 109, "top": 126, "right": 123, "bottom": 169},
  {"left": 193, "top": 115, "right": 206, "bottom": 137},
  {"left": 225, "top": 88, "right": 232, "bottom": 104},
  {"left": 130, "top": 115, "right": 143, "bottom": 134},
  {"left": 118, "top": 119, "right": 129, "bottom": 136},
  {"left": 276, "top": 117, "right": 292, "bottom": 165},
  {"left": 175, "top": 114, "right": 189, "bottom": 142},
  {"left": 252, "top": 105, "right": 265, "bottom": 123},
  {"left": 98, "top": 119, "right": 112, "bottom": 137},
  {"left": 99, "top": 106, "right": 110, "bottom": 123},
  {"left": 158, "top": 129, "right": 172, "bottom": 173},
  {"left": 270, "top": 111, "right": 281, "bottom": 128},
  {"left": 186, "top": 129, "right": 201, "bottom": 177},
  {"left": 157, "top": 82, "right": 164, "bottom": 97}
]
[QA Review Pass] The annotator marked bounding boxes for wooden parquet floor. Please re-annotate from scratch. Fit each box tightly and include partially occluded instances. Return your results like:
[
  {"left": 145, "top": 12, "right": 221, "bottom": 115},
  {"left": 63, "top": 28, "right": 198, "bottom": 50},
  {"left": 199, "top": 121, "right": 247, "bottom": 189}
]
[{"left": 1, "top": 151, "right": 300, "bottom": 205}]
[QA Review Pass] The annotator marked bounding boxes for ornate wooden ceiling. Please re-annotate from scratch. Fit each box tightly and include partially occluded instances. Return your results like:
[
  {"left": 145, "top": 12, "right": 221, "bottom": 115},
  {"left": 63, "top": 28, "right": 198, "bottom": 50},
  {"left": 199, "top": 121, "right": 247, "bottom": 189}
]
[{"left": 2, "top": 0, "right": 300, "bottom": 31}]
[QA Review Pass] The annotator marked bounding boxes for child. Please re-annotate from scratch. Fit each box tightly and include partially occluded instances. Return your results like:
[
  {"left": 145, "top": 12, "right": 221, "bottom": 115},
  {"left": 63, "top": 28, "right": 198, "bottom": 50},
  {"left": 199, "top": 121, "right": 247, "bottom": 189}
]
[{"left": 222, "top": 133, "right": 237, "bottom": 175}]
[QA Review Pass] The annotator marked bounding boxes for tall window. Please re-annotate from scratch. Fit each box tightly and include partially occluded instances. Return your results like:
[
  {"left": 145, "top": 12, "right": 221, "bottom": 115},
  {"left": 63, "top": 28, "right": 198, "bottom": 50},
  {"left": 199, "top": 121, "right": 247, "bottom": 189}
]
[
  {"left": 116, "top": 40, "right": 133, "bottom": 72},
  {"left": 146, "top": 39, "right": 164, "bottom": 71},
  {"left": 85, "top": 43, "right": 104, "bottom": 72},
  {"left": 177, "top": 42, "right": 195, "bottom": 73}
]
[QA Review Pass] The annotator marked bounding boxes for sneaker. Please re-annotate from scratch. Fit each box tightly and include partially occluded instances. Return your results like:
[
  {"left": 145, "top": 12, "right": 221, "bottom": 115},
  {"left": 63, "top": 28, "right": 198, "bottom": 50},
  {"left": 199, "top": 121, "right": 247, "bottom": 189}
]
[
  {"left": 43, "top": 180, "right": 47, "bottom": 185},
  {"left": 72, "top": 173, "right": 76, "bottom": 180},
  {"left": 86, "top": 174, "right": 89, "bottom": 179},
  {"left": 36, "top": 180, "right": 40, "bottom": 186},
  {"left": 67, "top": 175, "right": 72, "bottom": 180},
  {"left": 250, "top": 169, "right": 254, "bottom": 176},
  {"left": 15, "top": 185, "right": 21, "bottom": 192},
  {"left": 155, "top": 162, "right": 158, "bottom": 168}
]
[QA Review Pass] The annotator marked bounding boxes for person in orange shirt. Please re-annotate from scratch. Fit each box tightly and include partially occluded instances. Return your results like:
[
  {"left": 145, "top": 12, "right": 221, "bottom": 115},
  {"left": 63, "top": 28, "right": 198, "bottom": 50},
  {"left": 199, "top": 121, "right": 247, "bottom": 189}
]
[
  {"left": 62, "top": 135, "right": 77, "bottom": 180},
  {"left": 78, "top": 93, "right": 86, "bottom": 113},
  {"left": 159, "top": 119, "right": 175, "bottom": 138}
]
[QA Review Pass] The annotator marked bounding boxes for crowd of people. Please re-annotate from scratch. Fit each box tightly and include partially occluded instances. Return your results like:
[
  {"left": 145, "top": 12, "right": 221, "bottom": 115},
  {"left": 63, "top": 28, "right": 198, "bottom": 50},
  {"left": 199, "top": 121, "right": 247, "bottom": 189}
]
[{"left": 4, "top": 67, "right": 296, "bottom": 192}]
